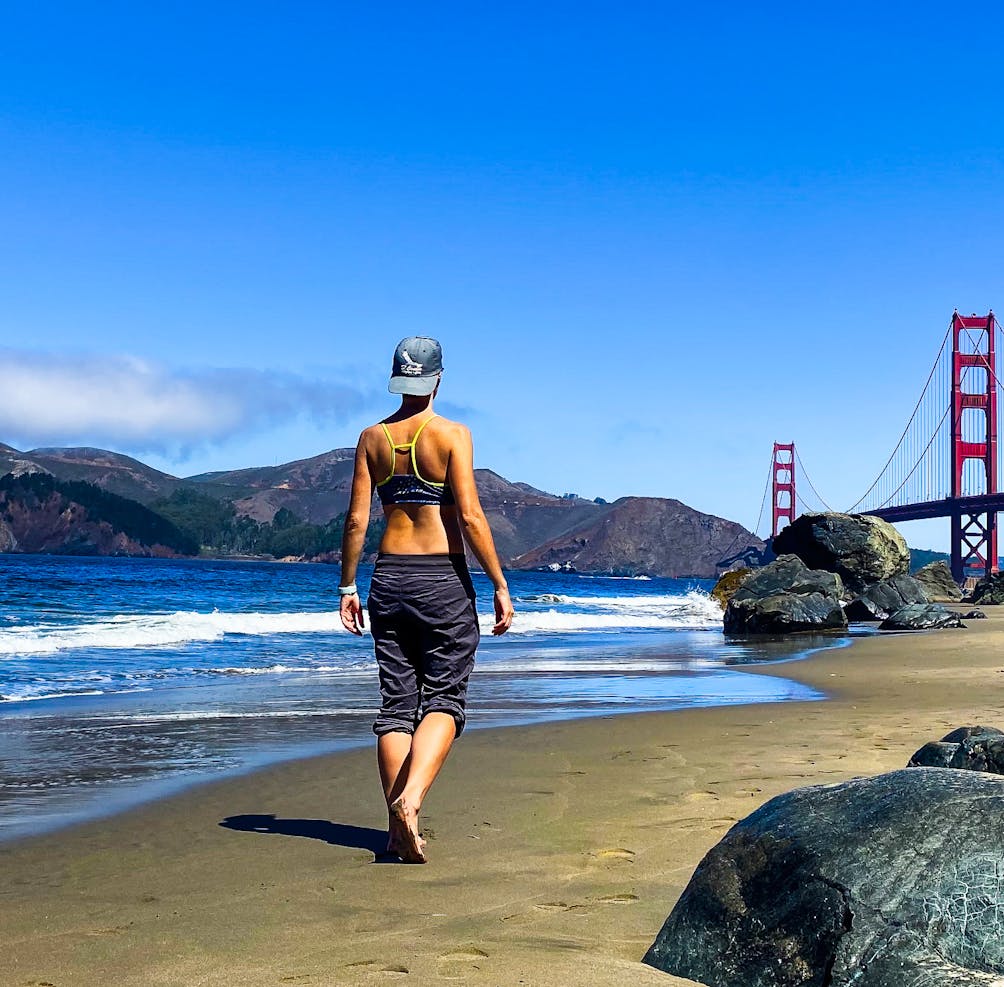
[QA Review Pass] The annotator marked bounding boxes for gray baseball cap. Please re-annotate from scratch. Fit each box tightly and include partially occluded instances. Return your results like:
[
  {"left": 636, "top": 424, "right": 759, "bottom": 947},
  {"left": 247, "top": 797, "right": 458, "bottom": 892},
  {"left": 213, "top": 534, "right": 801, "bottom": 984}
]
[{"left": 389, "top": 336, "right": 444, "bottom": 395}]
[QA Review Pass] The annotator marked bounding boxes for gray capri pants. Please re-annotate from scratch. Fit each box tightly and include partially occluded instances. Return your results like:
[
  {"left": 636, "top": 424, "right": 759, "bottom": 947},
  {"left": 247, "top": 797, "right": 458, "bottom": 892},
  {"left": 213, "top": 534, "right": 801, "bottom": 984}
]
[{"left": 367, "top": 553, "right": 480, "bottom": 737}]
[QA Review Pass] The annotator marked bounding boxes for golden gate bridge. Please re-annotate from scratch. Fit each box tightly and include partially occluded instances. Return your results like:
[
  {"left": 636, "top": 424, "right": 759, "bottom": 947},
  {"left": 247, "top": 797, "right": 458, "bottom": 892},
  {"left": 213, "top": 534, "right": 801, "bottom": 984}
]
[{"left": 755, "top": 311, "right": 1002, "bottom": 581}]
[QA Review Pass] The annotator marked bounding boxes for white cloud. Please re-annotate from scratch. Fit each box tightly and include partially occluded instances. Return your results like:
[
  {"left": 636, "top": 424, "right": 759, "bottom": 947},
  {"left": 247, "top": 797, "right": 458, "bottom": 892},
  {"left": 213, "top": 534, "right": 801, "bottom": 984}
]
[{"left": 0, "top": 349, "right": 376, "bottom": 452}]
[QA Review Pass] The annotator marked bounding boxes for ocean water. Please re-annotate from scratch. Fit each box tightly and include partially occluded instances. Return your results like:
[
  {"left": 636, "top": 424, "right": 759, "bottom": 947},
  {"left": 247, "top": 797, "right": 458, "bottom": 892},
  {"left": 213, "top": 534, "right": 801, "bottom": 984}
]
[{"left": 0, "top": 555, "right": 837, "bottom": 843}]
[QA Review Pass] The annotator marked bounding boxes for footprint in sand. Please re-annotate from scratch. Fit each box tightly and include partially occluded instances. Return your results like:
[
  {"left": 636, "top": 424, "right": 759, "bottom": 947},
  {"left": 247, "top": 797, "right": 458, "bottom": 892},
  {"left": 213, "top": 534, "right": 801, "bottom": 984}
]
[
  {"left": 594, "top": 847, "right": 635, "bottom": 862},
  {"left": 343, "top": 960, "right": 409, "bottom": 977},
  {"left": 595, "top": 893, "right": 639, "bottom": 904},
  {"left": 437, "top": 947, "right": 488, "bottom": 980},
  {"left": 683, "top": 791, "right": 720, "bottom": 803}
]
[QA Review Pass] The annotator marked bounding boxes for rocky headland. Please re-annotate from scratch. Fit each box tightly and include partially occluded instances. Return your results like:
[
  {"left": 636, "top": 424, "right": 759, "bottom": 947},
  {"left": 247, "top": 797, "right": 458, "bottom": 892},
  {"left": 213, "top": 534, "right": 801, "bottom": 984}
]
[{"left": 0, "top": 442, "right": 764, "bottom": 575}]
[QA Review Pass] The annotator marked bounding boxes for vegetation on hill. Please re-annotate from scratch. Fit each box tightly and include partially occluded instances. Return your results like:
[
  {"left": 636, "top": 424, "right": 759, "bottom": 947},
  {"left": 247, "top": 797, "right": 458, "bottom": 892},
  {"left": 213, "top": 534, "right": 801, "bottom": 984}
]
[
  {"left": 909, "top": 548, "right": 950, "bottom": 571},
  {"left": 0, "top": 472, "right": 198, "bottom": 555},
  {"left": 149, "top": 489, "right": 384, "bottom": 559}
]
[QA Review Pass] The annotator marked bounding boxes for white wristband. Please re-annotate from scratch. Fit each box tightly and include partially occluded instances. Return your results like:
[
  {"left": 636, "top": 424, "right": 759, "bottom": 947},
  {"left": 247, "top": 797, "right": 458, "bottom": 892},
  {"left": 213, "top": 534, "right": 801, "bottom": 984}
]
[{"left": 338, "top": 583, "right": 358, "bottom": 596}]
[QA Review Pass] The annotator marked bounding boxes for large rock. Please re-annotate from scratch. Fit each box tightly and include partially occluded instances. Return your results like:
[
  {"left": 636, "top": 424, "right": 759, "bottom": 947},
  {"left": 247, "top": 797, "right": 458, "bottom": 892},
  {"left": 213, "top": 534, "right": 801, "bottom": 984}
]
[
  {"left": 907, "top": 726, "right": 1004, "bottom": 770},
  {"left": 972, "top": 573, "right": 1004, "bottom": 605},
  {"left": 643, "top": 768, "right": 1004, "bottom": 986},
  {"left": 843, "top": 573, "right": 929, "bottom": 622},
  {"left": 878, "top": 603, "right": 964, "bottom": 630},
  {"left": 772, "top": 512, "right": 909, "bottom": 593},
  {"left": 912, "top": 560, "right": 963, "bottom": 602},
  {"left": 723, "top": 555, "right": 846, "bottom": 635}
]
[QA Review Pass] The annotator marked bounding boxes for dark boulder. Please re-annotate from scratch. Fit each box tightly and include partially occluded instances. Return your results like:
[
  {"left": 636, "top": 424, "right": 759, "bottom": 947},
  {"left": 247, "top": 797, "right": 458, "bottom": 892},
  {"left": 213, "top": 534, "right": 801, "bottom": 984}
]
[
  {"left": 964, "top": 608, "right": 988, "bottom": 619},
  {"left": 941, "top": 725, "right": 1004, "bottom": 743},
  {"left": 907, "top": 741, "right": 959, "bottom": 767},
  {"left": 723, "top": 555, "right": 846, "bottom": 636},
  {"left": 643, "top": 768, "right": 1004, "bottom": 986},
  {"left": 772, "top": 512, "right": 909, "bottom": 593},
  {"left": 971, "top": 572, "right": 1004, "bottom": 605},
  {"left": 878, "top": 603, "right": 964, "bottom": 630},
  {"left": 949, "top": 733, "right": 1004, "bottom": 774},
  {"left": 912, "top": 560, "right": 963, "bottom": 602},
  {"left": 844, "top": 573, "right": 929, "bottom": 622},
  {"left": 731, "top": 554, "right": 843, "bottom": 602},
  {"left": 724, "top": 593, "right": 847, "bottom": 635}
]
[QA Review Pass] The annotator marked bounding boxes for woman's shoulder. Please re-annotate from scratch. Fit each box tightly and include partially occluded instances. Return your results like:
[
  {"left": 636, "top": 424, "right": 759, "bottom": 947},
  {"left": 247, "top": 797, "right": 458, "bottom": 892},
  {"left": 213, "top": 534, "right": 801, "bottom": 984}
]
[{"left": 429, "top": 415, "right": 470, "bottom": 443}]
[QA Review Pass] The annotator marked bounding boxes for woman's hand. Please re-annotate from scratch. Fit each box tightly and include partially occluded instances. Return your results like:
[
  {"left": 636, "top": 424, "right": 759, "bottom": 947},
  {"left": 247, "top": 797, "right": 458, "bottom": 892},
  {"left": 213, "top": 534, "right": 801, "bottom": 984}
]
[
  {"left": 340, "top": 593, "right": 365, "bottom": 635},
  {"left": 492, "top": 586, "right": 514, "bottom": 635}
]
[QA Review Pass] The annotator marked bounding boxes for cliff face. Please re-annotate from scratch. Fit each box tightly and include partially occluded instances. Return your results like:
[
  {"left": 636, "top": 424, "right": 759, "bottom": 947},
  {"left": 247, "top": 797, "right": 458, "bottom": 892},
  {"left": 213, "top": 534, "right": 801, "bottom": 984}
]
[
  {"left": 0, "top": 473, "right": 193, "bottom": 557},
  {"left": 513, "top": 496, "right": 766, "bottom": 578}
]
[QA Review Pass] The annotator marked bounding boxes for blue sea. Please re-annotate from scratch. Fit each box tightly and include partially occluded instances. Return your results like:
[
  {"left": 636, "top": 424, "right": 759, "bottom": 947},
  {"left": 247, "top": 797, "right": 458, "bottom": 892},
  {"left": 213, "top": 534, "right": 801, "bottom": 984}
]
[{"left": 0, "top": 555, "right": 838, "bottom": 843}]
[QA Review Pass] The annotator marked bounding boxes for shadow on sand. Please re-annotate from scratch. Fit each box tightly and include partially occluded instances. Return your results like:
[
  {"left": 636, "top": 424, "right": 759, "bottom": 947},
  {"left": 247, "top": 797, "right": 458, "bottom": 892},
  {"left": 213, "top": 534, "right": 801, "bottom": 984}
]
[{"left": 219, "top": 813, "right": 399, "bottom": 862}]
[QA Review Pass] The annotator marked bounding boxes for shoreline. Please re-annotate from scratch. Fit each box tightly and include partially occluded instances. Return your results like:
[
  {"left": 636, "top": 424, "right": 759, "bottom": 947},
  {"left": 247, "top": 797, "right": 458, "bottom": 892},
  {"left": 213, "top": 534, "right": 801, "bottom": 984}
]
[
  {"left": 0, "top": 631, "right": 840, "bottom": 847},
  {"left": 4, "top": 615, "right": 1003, "bottom": 985}
]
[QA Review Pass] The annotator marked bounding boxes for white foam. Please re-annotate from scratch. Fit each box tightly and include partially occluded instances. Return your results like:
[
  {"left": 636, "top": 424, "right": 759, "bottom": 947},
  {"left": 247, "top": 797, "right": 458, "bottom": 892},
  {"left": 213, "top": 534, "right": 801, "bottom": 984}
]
[
  {"left": 0, "top": 609, "right": 350, "bottom": 657},
  {"left": 501, "top": 590, "right": 723, "bottom": 633},
  {"left": 0, "top": 591, "right": 723, "bottom": 658}
]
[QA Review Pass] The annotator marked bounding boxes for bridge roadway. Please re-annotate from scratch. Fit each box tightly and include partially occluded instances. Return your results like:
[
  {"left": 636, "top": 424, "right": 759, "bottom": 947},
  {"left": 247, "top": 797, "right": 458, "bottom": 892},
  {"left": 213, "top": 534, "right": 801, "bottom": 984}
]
[{"left": 867, "top": 493, "right": 1004, "bottom": 524}]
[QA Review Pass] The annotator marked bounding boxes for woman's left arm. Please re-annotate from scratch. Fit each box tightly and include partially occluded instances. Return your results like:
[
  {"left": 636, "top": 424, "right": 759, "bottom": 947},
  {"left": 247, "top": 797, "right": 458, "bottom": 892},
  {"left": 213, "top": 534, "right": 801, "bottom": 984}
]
[{"left": 339, "top": 433, "right": 373, "bottom": 635}]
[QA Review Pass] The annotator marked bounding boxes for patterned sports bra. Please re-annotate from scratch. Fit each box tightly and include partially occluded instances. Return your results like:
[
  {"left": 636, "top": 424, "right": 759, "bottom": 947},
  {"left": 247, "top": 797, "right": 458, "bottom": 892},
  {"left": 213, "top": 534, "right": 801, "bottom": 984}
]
[{"left": 375, "top": 415, "right": 456, "bottom": 507}]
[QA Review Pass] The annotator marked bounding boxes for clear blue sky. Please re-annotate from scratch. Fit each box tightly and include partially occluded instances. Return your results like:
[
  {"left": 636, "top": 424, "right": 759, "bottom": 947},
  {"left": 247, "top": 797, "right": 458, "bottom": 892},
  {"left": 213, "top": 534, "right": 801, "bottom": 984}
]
[{"left": 2, "top": 3, "right": 1003, "bottom": 549}]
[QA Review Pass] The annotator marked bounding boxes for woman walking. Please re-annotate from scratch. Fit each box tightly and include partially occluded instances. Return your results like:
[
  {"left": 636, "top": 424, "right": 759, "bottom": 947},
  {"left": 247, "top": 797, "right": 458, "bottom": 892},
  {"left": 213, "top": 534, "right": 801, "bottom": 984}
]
[{"left": 338, "top": 336, "right": 514, "bottom": 863}]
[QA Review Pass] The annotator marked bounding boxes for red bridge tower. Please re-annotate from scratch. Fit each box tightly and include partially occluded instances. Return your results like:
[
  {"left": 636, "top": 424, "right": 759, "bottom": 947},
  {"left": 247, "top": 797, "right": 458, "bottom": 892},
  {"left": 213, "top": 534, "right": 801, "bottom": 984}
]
[
  {"left": 772, "top": 442, "right": 796, "bottom": 538},
  {"left": 951, "top": 311, "right": 999, "bottom": 580}
]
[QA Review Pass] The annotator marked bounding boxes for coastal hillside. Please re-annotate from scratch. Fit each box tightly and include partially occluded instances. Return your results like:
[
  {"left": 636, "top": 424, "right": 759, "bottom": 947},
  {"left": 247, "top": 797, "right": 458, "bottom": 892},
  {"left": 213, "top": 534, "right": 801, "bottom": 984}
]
[
  {"left": 513, "top": 496, "right": 767, "bottom": 578},
  {"left": 0, "top": 472, "right": 196, "bottom": 557},
  {"left": 187, "top": 448, "right": 357, "bottom": 523},
  {"left": 0, "top": 441, "right": 764, "bottom": 573},
  {"left": 0, "top": 444, "right": 239, "bottom": 506}
]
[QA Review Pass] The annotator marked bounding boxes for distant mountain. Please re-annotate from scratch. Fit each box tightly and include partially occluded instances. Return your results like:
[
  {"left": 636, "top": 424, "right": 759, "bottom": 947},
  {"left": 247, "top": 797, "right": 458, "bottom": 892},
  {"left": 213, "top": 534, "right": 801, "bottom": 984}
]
[
  {"left": 0, "top": 441, "right": 764, "bottom": 573},
  {"left": 513, "top": 496, "right": 767, "bottom": 578},
  {"left": 0, "top": 444, "right": 240, "bottom": 505},
  {"left": 186, "top": 448, "right": 357, "bottom": 523}
]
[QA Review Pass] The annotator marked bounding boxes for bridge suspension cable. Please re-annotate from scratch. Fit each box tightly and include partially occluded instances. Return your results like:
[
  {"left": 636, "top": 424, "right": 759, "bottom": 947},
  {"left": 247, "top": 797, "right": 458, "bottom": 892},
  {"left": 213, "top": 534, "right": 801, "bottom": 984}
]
[
  {"left": 793, "top": 447, "right": 833, "bottom": 513},
  {"left": 846, "top": 319, "right": 953, "bottom": 513}
]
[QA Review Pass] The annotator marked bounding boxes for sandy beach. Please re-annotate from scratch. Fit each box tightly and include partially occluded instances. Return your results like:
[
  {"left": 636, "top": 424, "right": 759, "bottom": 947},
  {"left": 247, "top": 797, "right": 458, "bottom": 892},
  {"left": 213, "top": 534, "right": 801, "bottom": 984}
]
[{"left": 3, "top": 613, "right": 1002, "bottom": 987}]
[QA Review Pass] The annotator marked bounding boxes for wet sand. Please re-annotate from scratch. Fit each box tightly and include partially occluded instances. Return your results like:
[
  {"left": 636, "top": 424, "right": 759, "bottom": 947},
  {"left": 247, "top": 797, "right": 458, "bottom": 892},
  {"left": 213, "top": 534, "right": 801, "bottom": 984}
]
[{"left": 3, "top": 613, "right": 1002, "bottom": 986}]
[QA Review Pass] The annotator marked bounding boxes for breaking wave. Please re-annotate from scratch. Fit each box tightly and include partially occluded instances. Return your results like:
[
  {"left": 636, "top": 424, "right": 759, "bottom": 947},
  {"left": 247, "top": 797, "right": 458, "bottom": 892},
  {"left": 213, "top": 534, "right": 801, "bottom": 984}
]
[{"left": 0, "top": 610, "right": 344, "bottom": 657}]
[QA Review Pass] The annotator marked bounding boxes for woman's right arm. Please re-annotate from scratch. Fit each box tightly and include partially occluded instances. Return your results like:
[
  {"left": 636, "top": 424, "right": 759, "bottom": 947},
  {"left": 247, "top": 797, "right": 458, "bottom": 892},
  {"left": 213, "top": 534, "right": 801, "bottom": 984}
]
[
  {"left": 447, "top": 424, "right": 514, "bottom": 635},
  {"left": 339, "top": 432, "right": 373, "bottom": 635}
]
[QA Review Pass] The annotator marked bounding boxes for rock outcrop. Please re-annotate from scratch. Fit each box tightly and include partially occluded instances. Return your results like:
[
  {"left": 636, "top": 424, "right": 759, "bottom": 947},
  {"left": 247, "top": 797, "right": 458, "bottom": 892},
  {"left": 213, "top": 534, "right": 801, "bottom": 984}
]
[
  {"left": 972, "top": 573, "right": 1004, "bottom": 605},
  {"left": 843, "top": 573, "right": 929, "bottom": 621},
  {"left": 644, "top": 768, "right": 1004, "bottom": 986},
  {"left": 710, "top": 568, "right": 751, "bottom": 610},
  {"left": 0, "top": 472, "right": 194, "bottom": 557},
  {"left": 772, "top": 512, "right": 909, "bottom": 593},
  {"left": 723, "top": 555, "right": 846, "bottom": 635},
  {"left": 0, "top": 517, "right": 15, "bottom": 552},
  {"left": 878, "top": 603, "right": 964, "bottom": 630},
  {"left": 909, "top": 726, "right": 1004, "bottom": 773},
  {"left": 912, "top": 560, "right": 963, "bottom": 602}
]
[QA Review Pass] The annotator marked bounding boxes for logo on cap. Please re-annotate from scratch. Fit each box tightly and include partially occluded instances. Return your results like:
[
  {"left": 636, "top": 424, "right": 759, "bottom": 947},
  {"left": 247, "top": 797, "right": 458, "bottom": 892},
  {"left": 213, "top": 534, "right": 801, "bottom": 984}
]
[{"left": 399, "top": 349, "right": 424, "bottom": 376}]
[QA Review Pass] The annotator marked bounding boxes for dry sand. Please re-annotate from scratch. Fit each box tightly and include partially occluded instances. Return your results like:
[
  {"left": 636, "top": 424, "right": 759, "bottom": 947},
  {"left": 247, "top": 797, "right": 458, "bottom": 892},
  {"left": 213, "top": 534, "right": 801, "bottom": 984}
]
[{"left": 3, "top": 613, "right": 1003, "bottom": 986}]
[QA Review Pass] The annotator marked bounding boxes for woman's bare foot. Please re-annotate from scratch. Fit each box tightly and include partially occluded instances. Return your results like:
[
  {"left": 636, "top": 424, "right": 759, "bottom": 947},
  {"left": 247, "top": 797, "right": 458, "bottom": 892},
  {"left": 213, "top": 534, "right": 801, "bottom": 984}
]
[
  {"left": 386, "top": 813, "right": 407, "bottom": 856},
  {"left": 389, "top": 796, "right": 426, "bottom": 863}
]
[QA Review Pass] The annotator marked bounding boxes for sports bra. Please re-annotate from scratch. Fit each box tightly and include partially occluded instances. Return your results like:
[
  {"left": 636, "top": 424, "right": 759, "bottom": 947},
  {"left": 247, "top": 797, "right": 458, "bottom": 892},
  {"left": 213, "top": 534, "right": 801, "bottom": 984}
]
[{"left": 375, "top": 415, "right": 456, "bottom": 507}]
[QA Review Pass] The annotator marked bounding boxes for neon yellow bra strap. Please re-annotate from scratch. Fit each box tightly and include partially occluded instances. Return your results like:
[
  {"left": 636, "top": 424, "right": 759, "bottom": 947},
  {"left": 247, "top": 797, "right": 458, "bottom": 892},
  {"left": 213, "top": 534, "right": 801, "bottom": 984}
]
[
  {"left": 377, "top": 416, "right": 441, "bottom": 485},
  {"left": 409, "top": 415, "right": 440, "bottom": 484}
]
